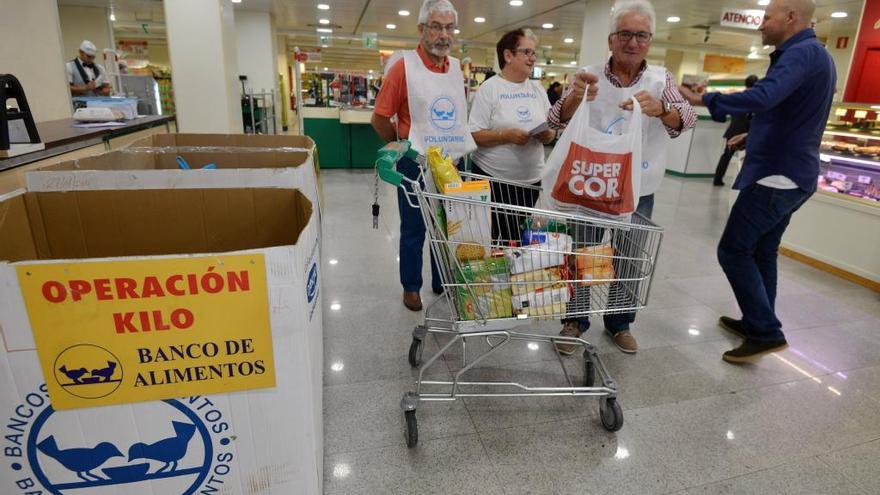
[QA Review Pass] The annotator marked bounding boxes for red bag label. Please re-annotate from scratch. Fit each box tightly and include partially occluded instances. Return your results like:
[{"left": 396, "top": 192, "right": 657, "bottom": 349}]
[{"left": 551, "top": 141, "right": 635, "bottom": 215}]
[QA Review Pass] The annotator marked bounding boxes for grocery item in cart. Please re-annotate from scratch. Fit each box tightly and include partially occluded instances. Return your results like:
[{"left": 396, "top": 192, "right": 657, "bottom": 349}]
[
  {"left": 504, "top": 232, "right": 573, "bottom": 274},
  {"left": 510, "top": 266, "right": 567, "bottom": 296},
  {"left": 443, "top": 180, "right": 491, "bottom": 254},
  {"left": 426, "top": 145, "right": 462, "bottom": 192},
  {"left": 455, "top": 258, "right": 513, "bottom": 320},
  {"left": 577, "top": 263, "right": 616, "bottom": 286},
  {"left": 512, "top": 283, "right": 571, "bottom": 315},
  {"left": 573, "top": 243, "right": 614, "bottom": 271}
]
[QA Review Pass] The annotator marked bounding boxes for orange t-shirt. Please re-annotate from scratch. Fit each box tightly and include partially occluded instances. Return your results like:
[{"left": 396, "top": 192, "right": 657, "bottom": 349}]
[{"left": 373, "top": 44, "right": 450, "bottom": 139}]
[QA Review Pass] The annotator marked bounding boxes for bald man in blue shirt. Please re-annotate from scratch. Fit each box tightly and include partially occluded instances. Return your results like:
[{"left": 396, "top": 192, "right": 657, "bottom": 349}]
[{"left": 679, "top": 0, "right": 835, "bottom": 364}]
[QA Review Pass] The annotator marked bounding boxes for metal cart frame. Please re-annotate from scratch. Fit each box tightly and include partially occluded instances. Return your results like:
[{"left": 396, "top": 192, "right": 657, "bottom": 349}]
[{"left": 376, "top": 141, "right": 664, "bottom": 448}]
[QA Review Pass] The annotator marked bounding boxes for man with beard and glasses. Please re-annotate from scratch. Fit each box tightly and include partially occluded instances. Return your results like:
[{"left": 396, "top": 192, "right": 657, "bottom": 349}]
[
  {"left": 679, "top": 0, "right": 835, "bottom": 363},
  {"left": 372, "top": 0, "right": 476, "bottom": 312}
]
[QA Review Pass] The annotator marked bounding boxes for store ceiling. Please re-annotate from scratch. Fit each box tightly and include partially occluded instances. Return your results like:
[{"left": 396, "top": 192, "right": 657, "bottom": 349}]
[{"left": 59, "top": 0, "right": 865, "bottom": 72}]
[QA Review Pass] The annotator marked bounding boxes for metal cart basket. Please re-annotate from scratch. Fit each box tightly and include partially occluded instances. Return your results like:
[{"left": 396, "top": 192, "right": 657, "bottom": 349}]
[{"left": 376, "top": 141, "right": 664, "bottom": 448}]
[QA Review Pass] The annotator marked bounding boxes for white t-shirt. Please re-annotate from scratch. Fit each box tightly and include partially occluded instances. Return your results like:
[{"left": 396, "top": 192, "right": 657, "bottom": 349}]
[{"left": 468, "top": 76, "right": 551, "bottom": 183}]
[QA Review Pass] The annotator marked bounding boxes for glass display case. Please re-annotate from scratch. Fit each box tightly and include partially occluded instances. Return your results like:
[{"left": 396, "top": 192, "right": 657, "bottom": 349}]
[{"left": 819, "top": 102, "right": 880, "bottom": 204}]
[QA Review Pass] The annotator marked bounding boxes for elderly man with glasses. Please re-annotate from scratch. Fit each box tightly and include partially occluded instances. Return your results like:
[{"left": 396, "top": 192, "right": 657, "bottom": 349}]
[
  {"left": 548, "top": 0, "right": 697, "bottom": 355},
  {"left": 372, "top": 0, "right": 476, "bottom": 312}
]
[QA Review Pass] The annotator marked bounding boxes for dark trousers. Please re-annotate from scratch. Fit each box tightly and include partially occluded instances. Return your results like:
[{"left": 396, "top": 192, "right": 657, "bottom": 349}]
[
  {"left": 714, "top": 147, "right": 736, "bottom": 184},
  {"left": 397, "top": 156, "right": 441, "bottom": 293},
  {"left": 470, "top": 162, "right": 541, "bottom": 243},
  {"left": 564, "top": 194, "right": 655, "bottom": 335},
  {"left": 717, "top": 183, "right": 811, "bottom": 342}
]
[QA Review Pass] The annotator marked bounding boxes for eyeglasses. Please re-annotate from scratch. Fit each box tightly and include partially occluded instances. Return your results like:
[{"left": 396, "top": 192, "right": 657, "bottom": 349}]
[
  {"left": 612, "top": 30, "right": 653, "bottom": 43},
  {"left": 424, "top": 23, "right": 457, "bottom": 34},
  {"left": 514, "top": 48, "right": 537, "bottom": 58}
]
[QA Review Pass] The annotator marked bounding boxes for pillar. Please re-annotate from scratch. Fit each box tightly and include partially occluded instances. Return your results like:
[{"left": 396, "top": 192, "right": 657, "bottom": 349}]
[
  {"left": 164, "top": 0, "right": 242, "bottom": 133},
  {"left": 578, "top": 0, "right": 615, "bottom": 67},
  {"left": 235, "top": 10, "right": 281, "bottom": 133},
  {"left": 0, "top": 0, "right": 72, "bottom": 122}
]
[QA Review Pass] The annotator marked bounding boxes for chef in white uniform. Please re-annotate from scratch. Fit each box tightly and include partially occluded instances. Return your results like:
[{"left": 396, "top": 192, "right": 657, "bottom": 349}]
[{"left": 66, "top": 40, "right": 111, "bottom": 97}]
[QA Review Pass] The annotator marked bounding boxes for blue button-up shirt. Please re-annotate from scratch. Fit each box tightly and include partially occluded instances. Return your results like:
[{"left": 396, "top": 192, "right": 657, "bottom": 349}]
[{"left": 703, "top": 28, "right": 836, "bottom": 192}]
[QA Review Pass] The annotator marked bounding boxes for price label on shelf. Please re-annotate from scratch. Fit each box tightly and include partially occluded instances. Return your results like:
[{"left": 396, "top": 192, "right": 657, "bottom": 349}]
[
  {"left": 858, "top": 175, "right": 872, "bottom": 184},
  {"left": 854, "top": 110, "right": 868, "bottom": 119},
  {"left": 835, "top": 108, "right": 847, "bottom": 116},
  {"left": 827, "top": 171, "right": 847, "bottom": 181}
]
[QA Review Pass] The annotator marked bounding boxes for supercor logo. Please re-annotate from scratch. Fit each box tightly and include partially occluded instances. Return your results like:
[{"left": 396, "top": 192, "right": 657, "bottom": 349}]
[{"left": 4, "top": 385, "right": 236, "bottom": 495}]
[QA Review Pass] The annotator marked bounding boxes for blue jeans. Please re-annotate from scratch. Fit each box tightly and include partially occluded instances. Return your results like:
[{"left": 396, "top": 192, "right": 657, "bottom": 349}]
[
  {"left": 397, "top": 156, "right": 442, "bottom": 293},
  {"left": 564, "top": 194, "right": 655, "bottom": 335},
  {"left": 718, "top": 183, "right": 811, "bottom": 342}
]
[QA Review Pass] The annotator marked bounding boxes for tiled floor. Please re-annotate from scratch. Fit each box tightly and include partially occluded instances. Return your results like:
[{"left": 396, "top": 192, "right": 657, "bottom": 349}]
[{"left": 320, "top": 170, "right": 880, "bottom": 494}]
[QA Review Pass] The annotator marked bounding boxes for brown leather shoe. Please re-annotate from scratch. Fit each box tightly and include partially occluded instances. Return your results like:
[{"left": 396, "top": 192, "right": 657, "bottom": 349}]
[
  {"left": 555, "top": 322, "right": 583, "bottom": 356},
  {"left": 403, "top": 291, "right": 423, "bottom": 311},
  {"left": 611, "top": 331, "right": 637, "bottom": 354}
]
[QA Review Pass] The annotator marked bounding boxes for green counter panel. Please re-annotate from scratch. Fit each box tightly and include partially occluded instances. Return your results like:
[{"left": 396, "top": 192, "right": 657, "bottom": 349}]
[
  {"left": 349, "top": 124, "right": 387, "bottom": 169},
  {"left": 304, "top": 118, "right": 351, "bottom": 168}
]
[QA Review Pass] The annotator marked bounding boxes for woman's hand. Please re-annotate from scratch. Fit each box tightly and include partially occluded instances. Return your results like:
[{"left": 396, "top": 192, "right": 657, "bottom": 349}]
[
  {"left": 504, "top": 128, "right": 531, "bottom": 146},
  {"left": 536, "top": 129, "right": 556, "bottom": 144}
]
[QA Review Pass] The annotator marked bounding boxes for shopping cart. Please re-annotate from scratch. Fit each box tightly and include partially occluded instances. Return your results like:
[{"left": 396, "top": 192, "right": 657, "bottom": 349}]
[{"left": 375, "top": 141, "right": 664, "bottom": 448}]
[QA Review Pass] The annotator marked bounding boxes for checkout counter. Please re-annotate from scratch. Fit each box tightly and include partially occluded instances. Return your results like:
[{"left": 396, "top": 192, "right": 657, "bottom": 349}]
[
  {"left": 0, "top": 115, "right": 175, "bottom": 194},
  {"left": 303, "top": 106, "right": 385, "bottom": 169}
]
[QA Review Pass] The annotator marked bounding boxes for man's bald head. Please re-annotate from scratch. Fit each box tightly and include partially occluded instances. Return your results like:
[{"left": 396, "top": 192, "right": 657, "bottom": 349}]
[{"left": 760, "top": 0, "right": 815, "bottom": 46}]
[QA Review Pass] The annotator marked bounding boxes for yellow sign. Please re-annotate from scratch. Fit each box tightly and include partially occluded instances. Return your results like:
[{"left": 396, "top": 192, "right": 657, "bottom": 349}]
[
  {"left": 17, "top": 255, "right": 275, "bottom": 410},
  {"left": 703, "top": 54, "right": 746, "bottom": 74}
]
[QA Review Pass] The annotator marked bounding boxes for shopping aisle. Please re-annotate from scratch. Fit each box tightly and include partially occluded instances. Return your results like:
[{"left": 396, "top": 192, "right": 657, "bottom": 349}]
[{"left": 320, "top": 170, "right": 880, "bottom": 494}]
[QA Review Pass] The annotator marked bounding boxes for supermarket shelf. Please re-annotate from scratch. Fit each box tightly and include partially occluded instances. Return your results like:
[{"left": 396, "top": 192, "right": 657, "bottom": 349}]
[
  {"left": 820, "top": 152, "right": 880, "bottom": 169},
  {"left": 823, "top": 129, "right": 880, "bottom": 140}
]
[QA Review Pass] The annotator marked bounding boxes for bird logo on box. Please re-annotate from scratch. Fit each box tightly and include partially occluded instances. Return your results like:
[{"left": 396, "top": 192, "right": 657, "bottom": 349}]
[{"left": 53, "top": 344, "right": 123, "bottom": 399}]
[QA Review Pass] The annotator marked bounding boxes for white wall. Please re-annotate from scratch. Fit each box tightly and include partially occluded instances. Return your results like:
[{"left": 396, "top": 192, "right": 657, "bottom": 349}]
[
  {"left": 826, "top": 26, "right": 859, "bottom": 100},
  {"left": 59, "top": 5, "right": 112, "bottom": 62},
  {"left": 164, "top": 0, "right": 242, "bottom": 133},
  {"left": 0, "top": 0, "right": 72, "bottom": 122}
]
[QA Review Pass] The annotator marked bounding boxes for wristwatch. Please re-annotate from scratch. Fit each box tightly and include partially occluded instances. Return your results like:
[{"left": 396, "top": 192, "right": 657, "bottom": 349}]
[{"left": 660, "top": 100, "right": 672, "bottom": 117}]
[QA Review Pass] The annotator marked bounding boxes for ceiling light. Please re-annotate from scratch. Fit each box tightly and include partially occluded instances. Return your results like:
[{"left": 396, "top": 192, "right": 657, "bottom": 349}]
[
  {"left": 317, "top": 3, "right": 330, "bottom": 9},
  {"left": 109, "top": 12, "right": 116, "bottom": 21},
  {"left": 570, "top": 60, "right": 577, "bottom": 65},
  {"left": 757, "top": 0, "right": 770, "bottom": 5},
  {"left": 564, "top": 37, "right": 574, "bottom": 43},
  {"left": 547, "top": 72, "right": 557, "bottom": 76},
  {"left": 542, "top": 23, "right": 554, "bottom": 29},
  {"left": 317, "top": 27, "right": 332, "bottom": 33},
  {"left": 331, "top": 361, "right": 344, "bottom": 371},
  {"left": 474, "top": 17, "right": 485, "bottom": 23},
  {"left": 509, "top": 0, "right": 523, "bottom": 5},
  {"left": 329, "top": 258, "right": 338, "bottom": 265},
  {"left": 667, "top": 16, "right": 680, "bottom": 23},
  {"left": 330, "top": 302, "right": 341, "bottom": 310},
  {"left": 386, "top": 23, "right": 396, "bottom": 29},
  {"left": 319, "top": 18, "right": 330, "bottom": 24},
  {"left": 454, "top": 29, "right": 460, "bottom": 34},
  {"left": 231, "top": 0, "right": 242, "bottom": 3},
  {"left": 321, "top": 44, "right": 328, "bottom": 48},
  {"left": 323, "top": 67, "right": 329, "bottom": 71},
  {"left": 368, "top": 69, "right": 374, "bottom": 73},
  {"left": 398, "top": 9, "right": 410, "bottom": 16},
  {"left": 831, "top": 12, "right": 848, "bottom": 18}
]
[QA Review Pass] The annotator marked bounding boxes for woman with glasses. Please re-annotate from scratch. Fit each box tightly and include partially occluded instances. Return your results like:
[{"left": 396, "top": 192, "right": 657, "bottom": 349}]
[{"left": 468, "top": 28, "right": 561, "bottom": 242}]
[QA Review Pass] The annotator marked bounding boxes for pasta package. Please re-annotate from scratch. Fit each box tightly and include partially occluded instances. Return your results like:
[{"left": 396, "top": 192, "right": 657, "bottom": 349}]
[
  {"left": 511, "top": 282, "right": 571, "bottom": 315},
  {"left": 504, "top": 232, "right": 573, "bottom": 274},
  {"left": 509, "top": 266, "right": 567, "bottom": 296},
  {"left": 455, "top": 258, "right": 513, "bottom": 320}
]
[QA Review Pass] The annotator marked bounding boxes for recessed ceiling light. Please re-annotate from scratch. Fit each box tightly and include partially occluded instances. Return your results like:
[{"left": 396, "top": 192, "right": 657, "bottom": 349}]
[
  {"left": 398, "top": 9, "right": 409, "bottom": 16},
  {"left": 757, "top": 0, "right": 770, "bottom": 5},
  {"left": 564, "top": 37, "right": 574, "bottom": 43},
  {"left": 542, "top": 23, "right": 554, "bottom": 29},
  {"left": 231, "top": 0, "right": 242, "bottom": 3},
  {"left": 570, "top": 60, "right": 577, "bottom": 65},
  {"left": 547, "top": 72, "right": 557, "bottom": 76},
  {"left": 386, "top": 23, "right": 396, "bottom": 29},
  {"left": 831, "top": 11, "right": 848, "bottom": 18},
  {"left": 871, "top": 105, "right": 880, "bottom": 110},
  {"left": 317, "top": 28, "right": 332, "bottom": 33},
  {"left": 317, "top": 3, "right": 329, "bottom": 10},
  {"left": 368, "top": 69, "right": 374, "bottom": 73},
  {"left": 109, "top": 12, "right": 116, "bottom": 21},
  {"left": 667, "top": 16, "right": 681, "bottom": 23},
  {"left": 509, "top": 0, "right": 523, "bottom": 5},
  {"left": 319, "top": 18, "right": 330, "bottom": 24},
  {"left": 323, "top": 67, "right": 328, "bottom": 71},
  {"left": 454, "top": 28, "right": 460, "bottom": 34},
  {"left": 474, "top": 17, "right": 485, "bottom": 23},
  {"left": 321, "top": 44, "right": 328, "bottom": 47}
]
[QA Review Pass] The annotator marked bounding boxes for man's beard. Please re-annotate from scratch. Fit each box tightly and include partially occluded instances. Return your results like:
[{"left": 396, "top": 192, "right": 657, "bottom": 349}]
[{"left": 425, "top": 38, "right": 452, "bottom": 57}]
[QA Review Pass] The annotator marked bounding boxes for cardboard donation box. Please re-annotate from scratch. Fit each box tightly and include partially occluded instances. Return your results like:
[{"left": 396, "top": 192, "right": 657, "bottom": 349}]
[
  {"left": 0, "top": 186, "right": 323, "bottom": 494},
  {"left": 124, "top": 133, "right": 323, "bottom": 207}
]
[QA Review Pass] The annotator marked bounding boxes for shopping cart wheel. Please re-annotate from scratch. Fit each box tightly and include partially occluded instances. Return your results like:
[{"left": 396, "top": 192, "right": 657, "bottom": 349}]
[
  {"left": 599, "top": 397, "right": 624, "bottom": 432},
  {"left": 408, "top": 337, "right": 423, "bottom": 368},
  {"left": 404, "top": 410, "right": 418, "bottom": 448},
  {"left": 583, "top": 353, "right": 596, "bottom": 387}
]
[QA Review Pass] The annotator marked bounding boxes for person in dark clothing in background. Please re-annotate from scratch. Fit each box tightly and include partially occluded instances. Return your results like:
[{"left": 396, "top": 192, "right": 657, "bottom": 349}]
[
  {"left": 714, "top": 74, "right": 759, "bottom": 186},
  {"left": 546, "top": 81, "right": 563, "bottom": 106}
]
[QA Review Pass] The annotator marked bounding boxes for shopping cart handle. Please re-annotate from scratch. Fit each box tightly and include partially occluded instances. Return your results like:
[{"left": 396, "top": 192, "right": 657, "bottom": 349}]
[{"left": 377, "top": 155, "right": 404, "bottom": 186}]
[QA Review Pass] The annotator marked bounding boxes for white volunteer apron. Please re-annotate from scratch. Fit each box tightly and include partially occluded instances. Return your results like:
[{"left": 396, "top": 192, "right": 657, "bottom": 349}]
[
  {"left": 585, "top": 64, "right": 670, "bottom": 196},
  {"left": 403, "top": 50, "right": 476, "bottom": 160}
]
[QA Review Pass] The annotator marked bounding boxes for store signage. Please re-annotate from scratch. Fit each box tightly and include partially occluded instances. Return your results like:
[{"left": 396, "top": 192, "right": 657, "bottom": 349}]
[
  {"left": 363, "top": 32, "right": 378, "bottom": 49},
  {"left": 302, "top": 48, "right": 322, "bottom": 62},
  {"left": 117, "top": 40, "right": 149, "bottom": 58},
  {"left": 17, "top": 255, "right": 275, "bottom": 410},
  {"left": 703, "top": 54, "right": 746, "bottom": 74},
  {"left": 720, "top": 9, "right": 765, "bottom": 30}
]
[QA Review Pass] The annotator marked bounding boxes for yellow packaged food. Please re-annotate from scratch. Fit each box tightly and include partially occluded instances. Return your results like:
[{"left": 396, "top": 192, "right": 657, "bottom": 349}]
[
  {"left": 509, "top": 267, "right": 566, "bottom": 296},
  {"left": 573, "top": 243, "right": 614, "bottom": 271},
  {"left": 427, "top": 145, "right": 462, "bottom": 191}
]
